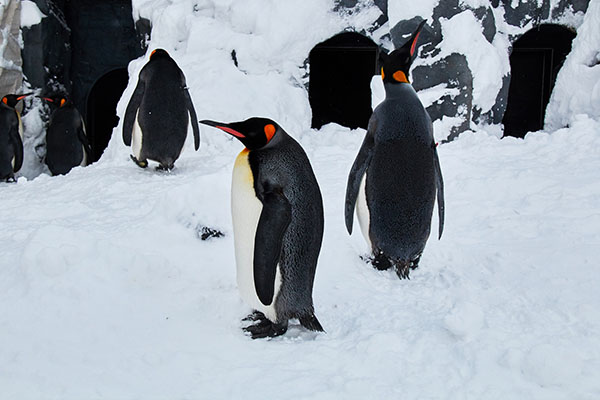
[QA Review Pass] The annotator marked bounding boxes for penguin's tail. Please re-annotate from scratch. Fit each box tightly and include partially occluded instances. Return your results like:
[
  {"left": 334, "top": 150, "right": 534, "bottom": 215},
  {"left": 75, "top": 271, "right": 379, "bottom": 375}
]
[{"left": 299, "top": 312, "right": 324, "bottom": 332}]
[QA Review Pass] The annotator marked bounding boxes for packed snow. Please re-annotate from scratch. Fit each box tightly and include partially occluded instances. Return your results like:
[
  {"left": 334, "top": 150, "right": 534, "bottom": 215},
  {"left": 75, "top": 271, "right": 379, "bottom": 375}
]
[{"left": 2, "top": 0, "right": 600, "bottom": 398}]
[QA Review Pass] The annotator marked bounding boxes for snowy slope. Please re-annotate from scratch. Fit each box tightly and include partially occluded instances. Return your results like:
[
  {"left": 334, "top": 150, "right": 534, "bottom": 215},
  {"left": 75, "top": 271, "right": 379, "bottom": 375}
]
[
  {"left": 2, "top": 0, "right": 600, "bottom": 398},
  {"left": 2, "top": 117, "right": 600, "bottom": 399}
]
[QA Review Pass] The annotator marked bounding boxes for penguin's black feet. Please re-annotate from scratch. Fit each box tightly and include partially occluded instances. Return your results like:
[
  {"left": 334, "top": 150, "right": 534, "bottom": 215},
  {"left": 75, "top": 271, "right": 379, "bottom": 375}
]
[
  {"left": 130, "top": 155, "right": 148, "bottom": 168},
  {"left": 4, "top": 176, "right": 16, "bottom": 183},
  {"left": 395, "top": 261, "right": 412, "bottom": 280},
  {"left": 371, "top": 252, "right": 392, "bottom": 271},
  {"left": 242, "top": 310, "right": 266, "bottom": 322},
  {"left": 243, "top": 317, "right": 288, "bottom": 339},
  {"left": 156, "top": 163, "right": 174, "bottom": 172}
]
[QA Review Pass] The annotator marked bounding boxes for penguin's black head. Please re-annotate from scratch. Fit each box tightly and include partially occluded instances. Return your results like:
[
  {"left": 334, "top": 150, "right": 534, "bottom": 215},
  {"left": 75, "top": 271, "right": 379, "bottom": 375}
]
[
  {"left": 380, "top": 20, "right": 426, "bottom": 84},
  {"left": 150, "top": 48, "right": 170, "bottom": 60},
  {"left": 1, "top": 93, "right": 31, "bottom": 108},
  {"left": 200, "top": 117, "right": 280, "bottom": 150}
]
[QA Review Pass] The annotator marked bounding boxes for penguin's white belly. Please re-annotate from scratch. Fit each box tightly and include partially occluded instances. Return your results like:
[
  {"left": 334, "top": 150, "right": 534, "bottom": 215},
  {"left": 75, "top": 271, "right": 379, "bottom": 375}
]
[
  {"left": 132, "top": 110, "right": 143, "bottom": 158},
  {"left": 356, "top": 173, "right": 372, "bottom": 249},
  {"left": 12, "top": 112, "right": 24, "bottom": 169},
  {"left": 231, "top": 149, "right": 281, "bottom": 322},
  {"left": 80, "top": 144, "right": 87, "bottom": 167}
]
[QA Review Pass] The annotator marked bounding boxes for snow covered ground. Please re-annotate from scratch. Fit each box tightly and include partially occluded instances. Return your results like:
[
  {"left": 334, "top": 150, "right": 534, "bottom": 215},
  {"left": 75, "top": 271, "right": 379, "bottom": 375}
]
[
  {"left": 3, "top": 0, "right": 600, "bottom": 398},
  {"left": 2, "top": 115, "right": 600, "bottom": 399}
]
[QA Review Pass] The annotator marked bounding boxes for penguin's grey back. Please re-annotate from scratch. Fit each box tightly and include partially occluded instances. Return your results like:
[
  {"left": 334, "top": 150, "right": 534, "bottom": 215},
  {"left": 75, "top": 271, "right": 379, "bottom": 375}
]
[
  {"left": 367, "top": 84, "right": 436, "bottom": 260},
  {"left": 137, "top": 57, "right": 189, "bottom": 162},
  {"left": 46, "top": 106, "right": 85, "bottom": 175},
  {"left": 248, "top": 133, "right": 324, "bottom": 320}
]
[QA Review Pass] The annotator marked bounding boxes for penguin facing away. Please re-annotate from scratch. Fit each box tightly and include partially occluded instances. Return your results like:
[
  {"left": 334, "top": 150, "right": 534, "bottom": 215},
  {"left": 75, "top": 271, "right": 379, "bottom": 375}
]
[
  {"left": 123, "top": 49, "right": 200, "bottom": 170},
  {"left": 200, "top": 117, "right": 325, "bottom": 339},
  {"left": 43, "top": 96, "right": 92, "bottom": 176},
  {"left": 0, "top": 94, "right": 30, "bottom": 182},
  {"left": 345, "top": 20, "right": 445, "bottom": 279}
]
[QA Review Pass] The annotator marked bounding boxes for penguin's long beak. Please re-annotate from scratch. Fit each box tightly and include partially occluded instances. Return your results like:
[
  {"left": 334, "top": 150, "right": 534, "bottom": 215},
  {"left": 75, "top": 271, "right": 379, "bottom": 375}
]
[
  {"left": 199, "top": 120, "right": 246, "bottom": 138},
  {"left": 16, "top": 93, "right": 33, "bottom": 101}
]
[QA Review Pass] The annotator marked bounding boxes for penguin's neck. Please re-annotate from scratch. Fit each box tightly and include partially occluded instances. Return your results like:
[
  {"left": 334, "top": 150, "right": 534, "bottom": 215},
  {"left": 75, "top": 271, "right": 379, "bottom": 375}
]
[{"left": 383, "top": 82, "right": 414, "bottom": 99}]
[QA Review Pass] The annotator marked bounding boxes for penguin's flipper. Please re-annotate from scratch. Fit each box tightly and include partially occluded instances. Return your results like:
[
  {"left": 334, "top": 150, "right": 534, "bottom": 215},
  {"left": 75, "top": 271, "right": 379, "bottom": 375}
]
[
  {"left": 9, "top": 121, "right": 23, "bottom": 173},
  {"left": 77, "top": 126, "right": 92, "bottom": 162},
  {"left": 434, "top": 147, "right": 445, "bottom": 239},
  {"left": 183, "top": 88, "right": 200, "bottom": 150},
  {"left": 254, "top": 188, "right": 292, "bottom": 306},
  {"left": 123, "top": 80, "right": 145, "bottom": 146},
  {"left": 344, "top": 117, "right": 376, "bottom": 234}
]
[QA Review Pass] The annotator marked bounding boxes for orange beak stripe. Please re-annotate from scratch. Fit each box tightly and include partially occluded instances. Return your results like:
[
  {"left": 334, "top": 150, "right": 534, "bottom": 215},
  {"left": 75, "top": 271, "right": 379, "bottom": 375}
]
[
  {"left": 410, "top": 31, "right": 421, "bottom": 57},
  {"left": 264, "top": 124, "right": 276, "bottom": 141},
  {"left": 218, "top": 125, "right": 245, "bottom": 138}
]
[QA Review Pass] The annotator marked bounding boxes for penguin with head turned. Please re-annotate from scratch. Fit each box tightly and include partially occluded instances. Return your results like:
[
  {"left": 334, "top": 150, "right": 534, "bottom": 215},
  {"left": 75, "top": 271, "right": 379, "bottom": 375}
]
[
  {"left": 43, "top": 95, "right": 92, "bottom": 176},
  {"left": 0, "top": 93, "right": 31, "bottom": 182},
  {"left": 123, "top": 49, "right": 200, "bottom": 171},
  {"left": 345, "top": 20, "right": 445, "bottom": 279},
  {"left": 200, "top": 117, "right": 324, "bottom": 339}
]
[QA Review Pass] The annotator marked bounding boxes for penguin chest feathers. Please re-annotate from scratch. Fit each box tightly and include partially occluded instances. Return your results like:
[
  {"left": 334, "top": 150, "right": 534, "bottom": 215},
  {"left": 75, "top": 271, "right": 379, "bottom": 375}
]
[{"left": 231, "top": 149, "right": 281, "bottom": 321}]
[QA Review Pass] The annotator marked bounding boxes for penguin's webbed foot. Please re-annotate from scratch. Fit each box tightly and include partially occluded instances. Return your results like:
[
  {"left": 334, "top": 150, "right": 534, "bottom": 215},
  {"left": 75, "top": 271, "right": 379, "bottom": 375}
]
[
  {"left": 130, "top": 155, "right": 148, "bottom": 168},
  {"left": 371, "top": 252, "right": 392, "bottom": 271},
  {"left": 4, "top": 176, "right": 16, "bottom": 183},
  {"left": 243, "top": 317, "right": 288, "bottom": 339},
  {"left": 242, "top": 310, "right": 266, "bottom": 322},
  {"left": 155, "top": 165, "right": 173, "bottom": 172},
  {"left": 395, "top": 262, "right": 411, "bottom": 279}
]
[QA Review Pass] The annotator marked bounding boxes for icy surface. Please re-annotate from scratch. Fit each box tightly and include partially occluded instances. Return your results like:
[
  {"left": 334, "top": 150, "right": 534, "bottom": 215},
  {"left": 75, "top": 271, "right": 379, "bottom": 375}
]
[
  {"left": 2, "top": 116, "right": 600, "bottom": 399},
  {"left": 3, "top": 0, "right": 600, "bottom": 398}
]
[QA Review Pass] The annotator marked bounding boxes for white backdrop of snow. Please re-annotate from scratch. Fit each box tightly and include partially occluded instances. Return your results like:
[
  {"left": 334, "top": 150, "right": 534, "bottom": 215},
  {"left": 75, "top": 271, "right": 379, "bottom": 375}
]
[{"left": 2, "top": 0, "right": 600, "bottom": 398}]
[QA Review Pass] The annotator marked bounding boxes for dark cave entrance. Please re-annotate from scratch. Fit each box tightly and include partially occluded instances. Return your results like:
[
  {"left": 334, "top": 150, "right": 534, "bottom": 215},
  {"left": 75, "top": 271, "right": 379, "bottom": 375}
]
[
  {"left": 309, "top": 32, "right": 378, "bottom": 130},
  {"left": 502, "top": 24, "right": 576, "bottom": 138},
  {"left": 86, "top": 69, "right": 129, "bottom": 162}
]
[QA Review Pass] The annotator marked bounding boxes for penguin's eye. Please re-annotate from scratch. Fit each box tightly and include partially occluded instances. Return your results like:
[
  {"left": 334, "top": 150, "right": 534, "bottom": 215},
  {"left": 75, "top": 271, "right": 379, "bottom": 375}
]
[{"left": 264, "top": 124, "right": 276, "bottom": 141}]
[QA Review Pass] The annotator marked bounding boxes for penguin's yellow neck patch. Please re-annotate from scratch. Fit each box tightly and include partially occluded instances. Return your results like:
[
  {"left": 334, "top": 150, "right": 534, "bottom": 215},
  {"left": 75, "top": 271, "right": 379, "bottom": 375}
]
[{"left": 393, "top": 71, "right": 409, "bottom": 83}]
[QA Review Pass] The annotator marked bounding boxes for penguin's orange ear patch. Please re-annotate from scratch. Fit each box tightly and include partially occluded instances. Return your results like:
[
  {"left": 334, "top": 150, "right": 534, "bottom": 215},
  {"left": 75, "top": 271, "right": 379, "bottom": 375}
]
[
  {"left": 393, "top": 71, "right": 408, "bottom": 83},
  {"left": 60, "top": 98, "right": 66, "bottom": 107},
  {"left": 2, "top": 97, "right": 7, "bottom": 105},
  {"left": 381, "top": 67, "right": 385, "bottom": 80},
  {"left": 264, "top": 124, "right": 276, "bottom": 141},
  {"left": 151, "top": 49, "right": 157, "bottom": 58}
]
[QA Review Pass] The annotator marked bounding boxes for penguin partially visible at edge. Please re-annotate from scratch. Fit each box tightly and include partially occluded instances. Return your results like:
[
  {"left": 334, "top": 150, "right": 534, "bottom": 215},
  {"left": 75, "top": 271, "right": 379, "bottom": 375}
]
[
  {"left": 345, "top": 20, "right": 445, "bottom": 279},
  {"left": 123, "top": 49, "right": 200, "bottom": 170},
  {"left": 43, "top": 95, "right": 92, "bottom": 176},
  {"left": 0, "top": 94, "right": 30, "bottom": 182},
  {"left": 200, "top": 117, "right": 324, "bottom": 339}
]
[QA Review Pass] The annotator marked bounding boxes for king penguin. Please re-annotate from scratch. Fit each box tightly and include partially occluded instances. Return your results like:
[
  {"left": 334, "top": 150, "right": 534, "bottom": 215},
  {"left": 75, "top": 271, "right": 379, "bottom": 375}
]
[
  {"left": 0, "top": 93, "right": 30, "bottom": 182},
  {"left": 43, "top": 95, "right": 92, "bottom": 176},
  {"left": 345, "top": 20, "right": 445, "bottom": 279},
  {"left": 123, "top": 49, "right": 200, "bottom": 170},
  {"left": 200, "top": 117, "right": 324, "bottom": 339}
]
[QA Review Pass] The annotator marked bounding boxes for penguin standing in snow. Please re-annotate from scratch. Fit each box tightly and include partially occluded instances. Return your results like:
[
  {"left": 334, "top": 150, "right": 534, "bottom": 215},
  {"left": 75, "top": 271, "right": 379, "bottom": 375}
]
[
  {"left": 0, "top": 93, "right": 30, "bottom": 182},
  {"left": 345, "top": 20, "right": 445, "bottom": 279},
  {"left": 123, "top": 49, "right": 200, "bottom": 170},
  {"left": 43, "top": 95, "right": 92, "bottom": 176},
  {"left": 200, "top": 117, "right": 324, "bottom": 339}
]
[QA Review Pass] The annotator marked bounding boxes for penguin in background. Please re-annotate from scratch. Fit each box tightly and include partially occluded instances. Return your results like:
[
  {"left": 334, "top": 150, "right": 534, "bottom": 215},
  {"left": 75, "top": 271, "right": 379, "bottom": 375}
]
[
  {"left": 123, "top": 49, "right": 200, "bottom": 171},
  {"left": 0, "top": 93, "right": 31, "bottom": 182},
  {"left": 345, "top": 20, "right": 445, "bottom": 279},
  {"left": 43, "top": 95, "right": 92, "bottom": 176},
  {"left": 200, "top": 117, "right": 324, "bottom": 339}
]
